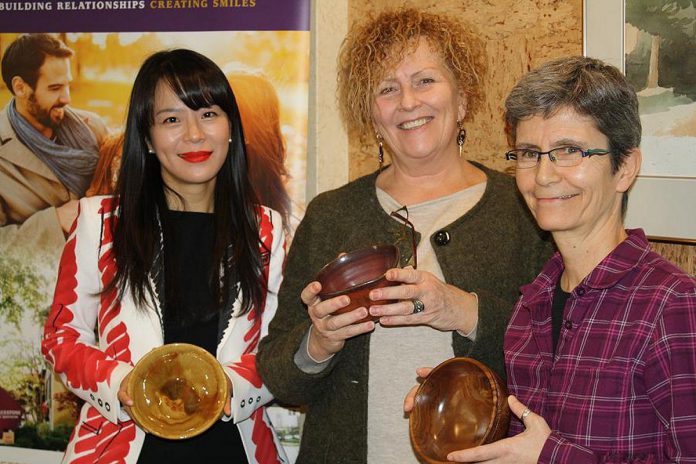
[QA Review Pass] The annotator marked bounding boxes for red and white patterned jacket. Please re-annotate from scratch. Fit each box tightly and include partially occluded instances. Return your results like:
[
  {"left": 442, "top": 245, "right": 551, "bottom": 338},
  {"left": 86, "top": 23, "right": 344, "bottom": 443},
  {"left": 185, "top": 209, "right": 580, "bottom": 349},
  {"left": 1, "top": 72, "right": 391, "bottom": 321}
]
[{"left": 42, "top": 196, "right": 288, "bottom": 464}]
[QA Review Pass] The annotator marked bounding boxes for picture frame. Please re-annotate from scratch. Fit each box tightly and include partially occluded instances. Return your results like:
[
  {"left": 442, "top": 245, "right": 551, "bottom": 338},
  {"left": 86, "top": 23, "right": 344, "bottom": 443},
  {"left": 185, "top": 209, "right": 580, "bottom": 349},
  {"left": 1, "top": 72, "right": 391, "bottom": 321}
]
[{"left": 584, "top": 0, "right": 696, "bottom": 243}]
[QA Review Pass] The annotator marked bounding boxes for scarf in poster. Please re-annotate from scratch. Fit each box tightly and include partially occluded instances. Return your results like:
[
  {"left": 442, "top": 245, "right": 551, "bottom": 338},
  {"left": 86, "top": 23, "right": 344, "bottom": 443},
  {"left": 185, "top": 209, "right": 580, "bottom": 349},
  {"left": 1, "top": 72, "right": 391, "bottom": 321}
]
[{"left": 7, "top": 98, "right": 99, "bottom": 197}]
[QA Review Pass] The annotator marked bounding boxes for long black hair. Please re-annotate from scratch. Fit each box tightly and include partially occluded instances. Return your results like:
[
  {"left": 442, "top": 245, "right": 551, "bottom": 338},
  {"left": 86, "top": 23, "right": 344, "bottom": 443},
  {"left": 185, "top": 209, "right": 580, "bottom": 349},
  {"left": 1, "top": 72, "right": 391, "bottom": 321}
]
[{"left": 111, "top": 49, "right": 264, "bottom": 316}]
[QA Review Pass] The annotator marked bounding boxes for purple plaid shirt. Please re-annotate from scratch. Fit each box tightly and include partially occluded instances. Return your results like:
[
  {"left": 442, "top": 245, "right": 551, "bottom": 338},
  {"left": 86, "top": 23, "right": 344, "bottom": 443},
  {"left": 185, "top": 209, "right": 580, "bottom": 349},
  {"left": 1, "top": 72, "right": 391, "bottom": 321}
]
[{"left": 505, "top": 229, "right": 696, "bottom": 463}]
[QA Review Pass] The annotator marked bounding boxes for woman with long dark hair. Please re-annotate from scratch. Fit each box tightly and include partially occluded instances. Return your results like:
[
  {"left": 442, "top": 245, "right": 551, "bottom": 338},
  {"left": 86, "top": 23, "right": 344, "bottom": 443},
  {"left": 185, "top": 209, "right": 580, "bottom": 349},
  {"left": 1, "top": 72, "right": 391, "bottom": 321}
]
[{"left": 42, "top": 49, "right": 287, "bottom": 463}]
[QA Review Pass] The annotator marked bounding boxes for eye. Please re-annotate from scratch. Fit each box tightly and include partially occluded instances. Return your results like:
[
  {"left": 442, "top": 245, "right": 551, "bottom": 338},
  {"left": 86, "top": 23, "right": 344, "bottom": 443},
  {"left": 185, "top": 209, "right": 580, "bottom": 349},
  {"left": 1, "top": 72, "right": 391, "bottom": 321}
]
[
  {"left": 561, "top": 146, "right": 582, "bottom": 154},
  {"left": 419, "top": 77, "right": 435, "bottom": 85},
  {"left": 378, "top": 85, "right": 396, "bottom": 95},
  {"left": 202, "top": 110, "right": 218, "bottom": 119},
  {"left": 519, "top": 149, "right": 539, "bottom": 160},
  {"left": 162, "top": 116, "right": 178, "bottom": 124}
]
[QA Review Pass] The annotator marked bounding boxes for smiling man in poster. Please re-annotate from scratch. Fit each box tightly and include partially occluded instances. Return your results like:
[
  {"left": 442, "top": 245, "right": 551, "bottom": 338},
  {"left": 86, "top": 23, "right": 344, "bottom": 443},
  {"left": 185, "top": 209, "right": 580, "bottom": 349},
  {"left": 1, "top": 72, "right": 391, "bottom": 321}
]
[{"left": 0, "top": 33, "right": 108, "bottom": 251}]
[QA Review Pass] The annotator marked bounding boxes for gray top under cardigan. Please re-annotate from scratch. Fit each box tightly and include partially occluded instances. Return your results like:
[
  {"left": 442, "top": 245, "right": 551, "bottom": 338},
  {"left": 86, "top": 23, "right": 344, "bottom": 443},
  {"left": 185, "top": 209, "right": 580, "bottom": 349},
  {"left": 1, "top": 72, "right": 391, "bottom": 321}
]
[{"left": 257, "top": 163, "right": 553, "bottom": 464}]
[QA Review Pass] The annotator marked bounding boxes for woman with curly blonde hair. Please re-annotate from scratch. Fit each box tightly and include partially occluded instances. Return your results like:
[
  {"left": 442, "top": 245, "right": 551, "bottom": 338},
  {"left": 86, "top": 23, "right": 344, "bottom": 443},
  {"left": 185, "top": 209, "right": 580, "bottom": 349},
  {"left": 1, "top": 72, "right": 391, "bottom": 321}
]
[{"left": 258, "top": 8, "right": 552, "bottom": 463}]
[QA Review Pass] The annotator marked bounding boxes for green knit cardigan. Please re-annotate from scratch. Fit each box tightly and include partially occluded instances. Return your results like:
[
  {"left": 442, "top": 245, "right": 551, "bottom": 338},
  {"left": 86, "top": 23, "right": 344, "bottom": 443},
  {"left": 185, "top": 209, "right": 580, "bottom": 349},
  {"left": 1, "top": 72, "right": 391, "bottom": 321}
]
[{"left": 257, "top": 163, "right": 553, "bottom": 463}]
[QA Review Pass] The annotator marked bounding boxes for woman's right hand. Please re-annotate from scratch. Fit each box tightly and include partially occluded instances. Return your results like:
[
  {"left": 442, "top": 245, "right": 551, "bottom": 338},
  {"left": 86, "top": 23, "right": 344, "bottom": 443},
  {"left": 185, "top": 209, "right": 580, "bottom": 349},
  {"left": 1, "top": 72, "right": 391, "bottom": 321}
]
[
  {"left": 403, "top": 367, "right": 433, "bottom": 413},
  {"left": 303, "top": 281, "right": 375, "bottom": 361}
]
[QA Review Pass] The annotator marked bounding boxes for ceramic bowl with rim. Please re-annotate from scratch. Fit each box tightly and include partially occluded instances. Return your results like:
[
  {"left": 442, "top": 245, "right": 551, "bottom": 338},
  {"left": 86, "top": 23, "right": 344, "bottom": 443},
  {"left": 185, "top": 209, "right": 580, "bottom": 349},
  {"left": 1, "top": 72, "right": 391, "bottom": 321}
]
[
  {"left": 127, "top": 343, "right": 229, "bottom": 440},
  {"left": 315, "top": 244, "right": 401, "bottom": 323},
  {"left": 409, "top": 357, "right": 510, "bottom": 463}
]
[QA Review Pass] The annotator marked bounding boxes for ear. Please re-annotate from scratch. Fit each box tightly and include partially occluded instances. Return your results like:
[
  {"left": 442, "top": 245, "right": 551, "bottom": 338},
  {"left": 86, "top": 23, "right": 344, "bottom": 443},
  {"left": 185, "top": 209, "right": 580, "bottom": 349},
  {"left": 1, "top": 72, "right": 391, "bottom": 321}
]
[
  {"left": 11, "top": 76, "right": 28, "bottom": 97},
  {"left": 615, "top": 148, "right": 641, "bottom": 193},
  {"left": 457, "top": 90, "right": 468, "bottom": 122},
  {"left": 370, "top": 119, "right": 382, "bottom": 140}
]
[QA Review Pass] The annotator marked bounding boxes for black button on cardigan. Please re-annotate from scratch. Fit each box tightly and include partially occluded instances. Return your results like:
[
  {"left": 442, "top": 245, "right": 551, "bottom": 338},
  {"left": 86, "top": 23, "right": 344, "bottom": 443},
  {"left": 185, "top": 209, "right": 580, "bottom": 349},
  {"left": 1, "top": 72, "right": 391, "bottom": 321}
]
[{"left": 433, "top": 230, "right": 450, "bottom": 246}]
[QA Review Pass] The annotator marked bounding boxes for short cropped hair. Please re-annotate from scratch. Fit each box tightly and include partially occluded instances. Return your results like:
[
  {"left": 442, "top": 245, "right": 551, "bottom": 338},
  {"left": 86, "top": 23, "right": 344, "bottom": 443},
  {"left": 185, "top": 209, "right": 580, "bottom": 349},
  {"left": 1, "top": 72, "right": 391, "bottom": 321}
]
[
  {"left": 504, "top": 56, "right": 641, "bottom": 174},
  {"left": 2, "top": 33, "right": 73, "bottom": 94},
  {"left": 337, "top": 8, "right": 485, "bottom": 139}
]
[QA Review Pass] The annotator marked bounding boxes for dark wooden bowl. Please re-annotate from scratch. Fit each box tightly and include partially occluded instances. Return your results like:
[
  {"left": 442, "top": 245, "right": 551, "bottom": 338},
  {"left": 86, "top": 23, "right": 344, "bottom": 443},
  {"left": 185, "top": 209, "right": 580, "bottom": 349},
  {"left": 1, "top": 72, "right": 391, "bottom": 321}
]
[
  {"left": 127, "top": 343, "right": 228, "bottom": 440},
  {"left": 409, "top": 357, "right": 510, "bottom": 463},
  {"left": 316, "top": 244, "right": 400, "bottom": 323}
]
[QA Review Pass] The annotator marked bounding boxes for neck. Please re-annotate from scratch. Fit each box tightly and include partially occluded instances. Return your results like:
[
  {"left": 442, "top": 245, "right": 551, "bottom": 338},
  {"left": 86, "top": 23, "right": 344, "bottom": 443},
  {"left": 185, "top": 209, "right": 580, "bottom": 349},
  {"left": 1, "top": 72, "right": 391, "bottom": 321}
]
[
  {"left": 164, "top": 183, "right": 216, "bottom": 213},
  {"left": 377, "top": 155, "right": 485, "bottom": 205},
  {"left": 554, "top": 219, "right": 627, "bottom": 291}
]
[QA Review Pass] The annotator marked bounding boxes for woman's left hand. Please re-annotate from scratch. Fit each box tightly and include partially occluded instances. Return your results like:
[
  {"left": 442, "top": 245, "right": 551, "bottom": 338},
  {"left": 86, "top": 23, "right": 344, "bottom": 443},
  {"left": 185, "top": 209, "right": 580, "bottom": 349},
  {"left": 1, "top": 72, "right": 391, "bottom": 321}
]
[
  {"left": 446, "top": 396, "right": 550, "bottom": 463},
  {"left": 368, "top": 267, "right": 478, "bottom": 333}
]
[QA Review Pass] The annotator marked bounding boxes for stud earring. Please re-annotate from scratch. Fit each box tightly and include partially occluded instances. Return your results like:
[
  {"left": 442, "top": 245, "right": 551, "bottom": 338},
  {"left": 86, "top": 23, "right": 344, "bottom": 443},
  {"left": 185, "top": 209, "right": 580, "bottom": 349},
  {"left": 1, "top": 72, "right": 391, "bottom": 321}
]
[
  {"left": 148, "top": 148, "right": 155, "bottom": 154},
  {"left": 377, "top": 133, "right": 384, "bottom": 167},
  {"left": 456, "top": 122, "right": 466, "bottom": 158},
  {"left": 228, "top": 137, "right": 232, "bottom": 143}
]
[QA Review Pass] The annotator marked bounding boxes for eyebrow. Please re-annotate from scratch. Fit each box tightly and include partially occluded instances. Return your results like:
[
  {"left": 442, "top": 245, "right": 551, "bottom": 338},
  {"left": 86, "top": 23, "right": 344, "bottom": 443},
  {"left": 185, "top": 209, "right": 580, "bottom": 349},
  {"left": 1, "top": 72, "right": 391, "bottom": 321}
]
[
  {"left": 516, "top": 138, "right": 587, "bottom": 149},
  {"left": 154, "top": 107, "right": 184, "bottom": 117},
  {"left": 379, "top": 67, "right": 442, "bottom": 82}
]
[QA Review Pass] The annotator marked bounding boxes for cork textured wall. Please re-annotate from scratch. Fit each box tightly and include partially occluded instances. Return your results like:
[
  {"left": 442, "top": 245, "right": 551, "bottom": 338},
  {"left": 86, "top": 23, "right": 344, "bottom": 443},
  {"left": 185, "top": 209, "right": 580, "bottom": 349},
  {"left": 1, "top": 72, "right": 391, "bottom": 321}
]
[
  {"left": 346, "top": 0, "right": 583, "bottom": 177},
  {"left": 343, "top": 0, "right": 696, "bottom": 273}
]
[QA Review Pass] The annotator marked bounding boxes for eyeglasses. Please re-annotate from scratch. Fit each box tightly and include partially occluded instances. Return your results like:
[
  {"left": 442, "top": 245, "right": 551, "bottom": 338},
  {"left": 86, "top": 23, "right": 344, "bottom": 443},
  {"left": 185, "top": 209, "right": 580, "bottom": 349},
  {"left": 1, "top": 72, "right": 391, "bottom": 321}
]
[
  {"left": 505, "top": 146, "right": 612, "bottom": 168},
  {"left": 390, "top": 206, "right": 418, "bottom": 269}
]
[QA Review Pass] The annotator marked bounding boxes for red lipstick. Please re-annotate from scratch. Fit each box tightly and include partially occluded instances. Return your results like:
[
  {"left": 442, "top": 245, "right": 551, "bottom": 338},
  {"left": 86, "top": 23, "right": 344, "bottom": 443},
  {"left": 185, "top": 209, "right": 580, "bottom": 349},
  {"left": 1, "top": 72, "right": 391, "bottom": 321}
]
[{"left": 179, "top": 151, "right": 212, "bottom": 163}]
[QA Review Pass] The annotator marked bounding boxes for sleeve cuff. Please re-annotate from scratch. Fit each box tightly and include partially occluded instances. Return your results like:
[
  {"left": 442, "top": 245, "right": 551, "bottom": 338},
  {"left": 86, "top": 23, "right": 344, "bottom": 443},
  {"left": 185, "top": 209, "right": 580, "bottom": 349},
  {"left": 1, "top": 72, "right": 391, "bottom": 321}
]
[
  {"left": 293, "top": 326, "right": 334, "bottom": 374},
  {"left": 456, "top": 292, "right": 479, "bottom": 341}
]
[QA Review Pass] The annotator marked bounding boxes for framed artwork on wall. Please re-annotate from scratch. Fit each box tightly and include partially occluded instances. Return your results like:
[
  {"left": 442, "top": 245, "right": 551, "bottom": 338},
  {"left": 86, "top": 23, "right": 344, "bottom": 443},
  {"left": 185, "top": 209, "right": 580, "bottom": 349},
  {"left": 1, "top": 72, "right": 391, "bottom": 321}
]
[{"left": 584, "top": 0, "right": 696, "bottom": 243}]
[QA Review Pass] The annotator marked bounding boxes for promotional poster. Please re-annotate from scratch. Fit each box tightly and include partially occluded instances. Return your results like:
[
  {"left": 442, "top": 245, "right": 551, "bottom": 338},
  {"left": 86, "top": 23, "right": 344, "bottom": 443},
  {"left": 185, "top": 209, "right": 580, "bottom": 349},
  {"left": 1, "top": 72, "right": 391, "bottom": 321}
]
[{"left": 0, "top": 1, "right": 309, "bottom": 462}]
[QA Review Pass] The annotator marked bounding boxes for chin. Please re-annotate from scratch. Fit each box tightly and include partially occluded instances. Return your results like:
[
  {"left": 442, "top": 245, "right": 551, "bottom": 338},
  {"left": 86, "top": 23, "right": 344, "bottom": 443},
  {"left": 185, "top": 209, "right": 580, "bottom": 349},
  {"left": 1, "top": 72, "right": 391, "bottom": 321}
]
[{"left": 535, "top": 217, "right": 572, "bottom": 233}]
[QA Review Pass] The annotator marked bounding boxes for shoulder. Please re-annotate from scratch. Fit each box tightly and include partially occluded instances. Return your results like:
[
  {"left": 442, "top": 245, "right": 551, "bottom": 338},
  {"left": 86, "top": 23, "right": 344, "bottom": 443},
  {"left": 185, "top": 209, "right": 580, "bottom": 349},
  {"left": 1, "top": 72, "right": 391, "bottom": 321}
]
[
  {"left": 258, "top": 205, "right": 283, "bottom": 233},
  {"left": 469, "top": 162, "right": 543, "bottom": 231},
  {"left": 257, "top": 205, "right": 284, "bottom": 245},
  {"left": 0, "top": 106, "right": 18, "bottom": 145},
  {"left": 474, "top": 162, "right": 521, "bottom": 200},
  {"left": 310, "top": 171, "right": 377, "bottom": 207},
  {"left": 639, "top": 250, "right": 696, "bottom": 295},
  {"left": 303, "top": 170, "right": 378, "bottom": 220},
  {"left": 78, "top": 195, "right": 118, "bottom": 221}
]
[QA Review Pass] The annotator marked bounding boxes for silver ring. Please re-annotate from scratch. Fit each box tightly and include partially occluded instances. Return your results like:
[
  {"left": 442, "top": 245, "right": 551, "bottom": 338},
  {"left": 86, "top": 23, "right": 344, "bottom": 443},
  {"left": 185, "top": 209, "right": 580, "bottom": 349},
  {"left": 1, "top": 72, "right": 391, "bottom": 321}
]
[
  {"left": 411, "top": 299, "right": 425, "bottom": 314},
  {"left": 521, "top": 408, "right": 531, "bottom": 421}
]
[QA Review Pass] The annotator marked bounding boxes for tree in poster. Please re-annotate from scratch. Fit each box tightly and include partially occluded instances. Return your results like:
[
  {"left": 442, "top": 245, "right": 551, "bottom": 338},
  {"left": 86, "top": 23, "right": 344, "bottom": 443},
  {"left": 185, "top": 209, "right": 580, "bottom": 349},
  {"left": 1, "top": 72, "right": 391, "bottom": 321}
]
[
  {"left": 626, "top": 0, "right": 696, "bottom": 97},
  {"left": 0, "top": 255, "right": 46, "bottom": 328}
]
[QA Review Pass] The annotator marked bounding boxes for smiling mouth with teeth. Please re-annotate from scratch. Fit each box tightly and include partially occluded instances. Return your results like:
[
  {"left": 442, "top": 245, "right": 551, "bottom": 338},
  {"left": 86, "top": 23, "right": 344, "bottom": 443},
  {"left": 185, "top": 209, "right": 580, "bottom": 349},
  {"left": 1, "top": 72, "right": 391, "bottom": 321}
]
[
  {"left": 540, "top": 194, "right": 578, "bottom": 200},
  {"left": 398, "top": 117, "right": 431, "bottom": 130}
]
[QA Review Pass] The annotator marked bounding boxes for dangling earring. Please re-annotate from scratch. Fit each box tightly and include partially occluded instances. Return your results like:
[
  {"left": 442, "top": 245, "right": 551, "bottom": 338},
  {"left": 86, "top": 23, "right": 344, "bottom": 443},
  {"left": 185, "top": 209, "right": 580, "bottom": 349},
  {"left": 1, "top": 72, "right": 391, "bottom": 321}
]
[
  {"left": 456, "top": 122, "right": 466, "bottom": 158},
  {"left": 377, "top": 133, "right": 385, "bottom": 167}
]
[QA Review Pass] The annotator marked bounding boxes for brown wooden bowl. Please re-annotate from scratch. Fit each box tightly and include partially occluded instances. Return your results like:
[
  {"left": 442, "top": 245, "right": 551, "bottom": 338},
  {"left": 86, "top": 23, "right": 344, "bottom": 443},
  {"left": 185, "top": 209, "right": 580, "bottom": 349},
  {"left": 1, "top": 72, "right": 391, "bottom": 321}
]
[
  {"left": 127, "top": 343, "right": 228, "bottom": 440},
  {"left": 316, "top": 244, "right": 401, "bottom": 323},
  {"left": 409, "top": 357, "right": 510, "bottom": 463}
]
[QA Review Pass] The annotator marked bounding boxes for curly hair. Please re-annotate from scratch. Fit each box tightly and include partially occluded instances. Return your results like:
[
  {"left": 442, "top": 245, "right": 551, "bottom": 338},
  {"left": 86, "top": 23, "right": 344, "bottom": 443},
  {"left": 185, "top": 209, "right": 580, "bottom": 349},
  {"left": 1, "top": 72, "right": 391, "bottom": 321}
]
[{"left": 337, "top": 8, "right": 486, "bottom": 140}]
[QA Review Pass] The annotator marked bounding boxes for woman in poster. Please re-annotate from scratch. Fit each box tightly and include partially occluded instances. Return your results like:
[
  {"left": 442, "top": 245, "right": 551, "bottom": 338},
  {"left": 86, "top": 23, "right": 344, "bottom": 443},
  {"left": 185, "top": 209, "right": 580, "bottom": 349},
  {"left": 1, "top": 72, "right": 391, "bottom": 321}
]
[{"left": 42, "top": 48, "right": 287, "bottom": 463}]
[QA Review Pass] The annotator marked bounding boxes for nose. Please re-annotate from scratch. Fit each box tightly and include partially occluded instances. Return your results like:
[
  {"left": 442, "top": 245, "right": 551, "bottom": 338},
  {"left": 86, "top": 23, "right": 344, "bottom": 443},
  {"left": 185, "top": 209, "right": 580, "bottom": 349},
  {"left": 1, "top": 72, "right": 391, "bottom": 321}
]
[
  {"left": 59, "top": 86, "right": 71, "bottom": 105},
  {"left": 399, "top": 85, "right": 419, "bottom": 111},
  {"left": 184, "top": 116, "right": 204, "bottom": 143},
  {"left": 534, "top": 154, "right": 560, "bottom": 186}
]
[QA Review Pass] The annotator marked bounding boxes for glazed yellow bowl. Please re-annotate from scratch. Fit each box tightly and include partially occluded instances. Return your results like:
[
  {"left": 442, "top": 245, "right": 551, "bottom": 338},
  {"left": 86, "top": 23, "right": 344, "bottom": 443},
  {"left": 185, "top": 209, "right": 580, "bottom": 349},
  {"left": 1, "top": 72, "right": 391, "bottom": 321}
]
[{"left": 127, "top": 343, "right": 228, "bottom": 439}]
